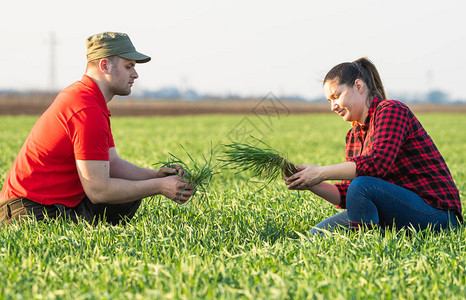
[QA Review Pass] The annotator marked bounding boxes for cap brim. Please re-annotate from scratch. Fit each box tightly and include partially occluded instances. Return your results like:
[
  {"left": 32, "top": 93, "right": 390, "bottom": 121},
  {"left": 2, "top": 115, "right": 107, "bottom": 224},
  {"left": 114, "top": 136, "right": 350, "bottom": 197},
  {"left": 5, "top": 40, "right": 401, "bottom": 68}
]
[{"left": 119, "top": 51, "right": 151, "bottom": 64}]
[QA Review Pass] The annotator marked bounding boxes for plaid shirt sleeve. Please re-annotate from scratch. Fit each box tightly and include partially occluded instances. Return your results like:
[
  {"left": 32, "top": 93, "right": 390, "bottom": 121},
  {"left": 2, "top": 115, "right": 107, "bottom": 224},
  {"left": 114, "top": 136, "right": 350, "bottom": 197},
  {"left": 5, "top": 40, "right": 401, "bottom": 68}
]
[
  {"left": 349, "top": 101, "right": 410, "bottom": 178},
  {"left": 334, "top": 180, "right": 350, "bottom": 209}
]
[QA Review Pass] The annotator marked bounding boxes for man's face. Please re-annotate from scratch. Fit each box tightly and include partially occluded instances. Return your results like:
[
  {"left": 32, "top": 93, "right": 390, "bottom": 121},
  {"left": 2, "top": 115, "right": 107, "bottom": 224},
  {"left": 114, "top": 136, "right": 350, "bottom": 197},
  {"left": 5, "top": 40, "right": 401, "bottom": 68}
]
[{"left": 107, "top": 57, "right": 139, "bottom": 96}]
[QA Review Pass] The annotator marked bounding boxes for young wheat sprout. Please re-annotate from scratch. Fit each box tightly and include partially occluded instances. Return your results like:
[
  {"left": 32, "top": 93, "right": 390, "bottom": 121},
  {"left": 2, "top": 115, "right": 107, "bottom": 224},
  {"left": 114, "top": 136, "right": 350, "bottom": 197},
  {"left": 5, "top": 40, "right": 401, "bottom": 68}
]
[
  {"left": 156, "top": 145, "right": 216, "bottom": 203},
  {"left": 221, "top": 138, "right": 297, "bottom": 187}
]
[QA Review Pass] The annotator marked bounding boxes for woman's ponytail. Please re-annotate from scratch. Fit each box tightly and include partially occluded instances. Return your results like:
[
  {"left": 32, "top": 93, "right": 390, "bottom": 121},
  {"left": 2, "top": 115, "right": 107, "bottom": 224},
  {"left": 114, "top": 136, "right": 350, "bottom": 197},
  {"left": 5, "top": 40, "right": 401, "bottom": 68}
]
[
  {"left": 353, "top": 57, "right": 386, "bottom": 100},
  {"left": 324, "top": 57, "right": 387, "bottom": 100}
]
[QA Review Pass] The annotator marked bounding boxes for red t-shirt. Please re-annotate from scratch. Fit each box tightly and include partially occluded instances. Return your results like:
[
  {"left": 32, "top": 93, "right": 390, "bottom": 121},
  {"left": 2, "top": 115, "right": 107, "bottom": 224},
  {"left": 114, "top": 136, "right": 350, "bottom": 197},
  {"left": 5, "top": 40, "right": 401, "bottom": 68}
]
[{"left": 0, "top": 75, "right": 115, "bottom": 207}]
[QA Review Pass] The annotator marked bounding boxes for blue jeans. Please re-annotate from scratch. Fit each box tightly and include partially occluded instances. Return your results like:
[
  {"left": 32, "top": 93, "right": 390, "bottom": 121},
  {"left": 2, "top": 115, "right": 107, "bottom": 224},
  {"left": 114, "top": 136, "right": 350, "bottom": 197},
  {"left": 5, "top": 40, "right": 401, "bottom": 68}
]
[{"left": 311, "top": 176, "right": 459, "bottom": 234}]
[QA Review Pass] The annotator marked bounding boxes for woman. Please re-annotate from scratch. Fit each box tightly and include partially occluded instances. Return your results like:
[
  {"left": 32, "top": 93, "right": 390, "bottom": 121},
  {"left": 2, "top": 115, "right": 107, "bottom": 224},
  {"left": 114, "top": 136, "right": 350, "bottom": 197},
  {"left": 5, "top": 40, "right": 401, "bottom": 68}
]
[{"left": 285, "top": 57, "right": 462, "bottom": 233}]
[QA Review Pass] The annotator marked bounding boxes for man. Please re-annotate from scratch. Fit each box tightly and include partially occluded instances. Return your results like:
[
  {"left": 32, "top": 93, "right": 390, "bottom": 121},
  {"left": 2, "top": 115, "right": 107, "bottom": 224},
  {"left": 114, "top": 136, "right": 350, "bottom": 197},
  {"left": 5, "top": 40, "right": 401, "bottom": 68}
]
[{"left": 0, "top": 32, "right": 194, "bottom": 225}]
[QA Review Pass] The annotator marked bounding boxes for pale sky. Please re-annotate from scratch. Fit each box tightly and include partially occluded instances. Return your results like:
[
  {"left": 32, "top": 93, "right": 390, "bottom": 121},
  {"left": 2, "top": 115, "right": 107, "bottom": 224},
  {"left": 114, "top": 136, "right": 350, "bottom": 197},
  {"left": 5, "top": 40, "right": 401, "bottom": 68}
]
[{"left": 1, "top": 0, "right": 465, "bottom": 100}]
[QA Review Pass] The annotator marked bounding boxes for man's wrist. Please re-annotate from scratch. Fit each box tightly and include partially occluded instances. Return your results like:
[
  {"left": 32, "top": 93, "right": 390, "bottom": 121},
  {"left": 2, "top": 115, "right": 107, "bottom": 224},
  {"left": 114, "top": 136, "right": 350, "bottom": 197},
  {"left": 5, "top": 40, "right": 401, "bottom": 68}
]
[{"left": 154, "top": 168, "right": 164, "bottom": 178}]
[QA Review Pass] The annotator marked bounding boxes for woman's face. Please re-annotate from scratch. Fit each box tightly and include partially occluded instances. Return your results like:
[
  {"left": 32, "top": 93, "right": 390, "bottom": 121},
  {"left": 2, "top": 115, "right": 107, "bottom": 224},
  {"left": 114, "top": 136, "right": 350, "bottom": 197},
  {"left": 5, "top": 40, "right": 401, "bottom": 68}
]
[{"left": 323, "top": 79, "right": 368, "bottom": 124}]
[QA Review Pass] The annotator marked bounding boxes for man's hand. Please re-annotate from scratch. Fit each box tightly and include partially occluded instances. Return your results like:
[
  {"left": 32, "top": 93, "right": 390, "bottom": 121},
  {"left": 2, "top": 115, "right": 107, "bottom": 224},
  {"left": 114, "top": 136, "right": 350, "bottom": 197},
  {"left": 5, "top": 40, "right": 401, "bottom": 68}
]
[
  {"left": 155, "top": 165, "right": 186, "bottom": 178},
  {"left": 77, "top": 159, "right": 195, "bottom": 205},
  {"left": 159, "top": 175, "right": 195, "bottom": 204},
  {"left": 284, "top": 164, "right": 325, "bottom": 190}
]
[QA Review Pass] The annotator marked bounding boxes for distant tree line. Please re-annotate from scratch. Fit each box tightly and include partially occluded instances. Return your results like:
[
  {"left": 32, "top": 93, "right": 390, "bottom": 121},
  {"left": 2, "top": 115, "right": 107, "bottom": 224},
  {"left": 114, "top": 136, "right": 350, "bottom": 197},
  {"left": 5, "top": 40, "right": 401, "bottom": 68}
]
[{"left": 0, "top": 87, "right": 463, "bottom": 104}]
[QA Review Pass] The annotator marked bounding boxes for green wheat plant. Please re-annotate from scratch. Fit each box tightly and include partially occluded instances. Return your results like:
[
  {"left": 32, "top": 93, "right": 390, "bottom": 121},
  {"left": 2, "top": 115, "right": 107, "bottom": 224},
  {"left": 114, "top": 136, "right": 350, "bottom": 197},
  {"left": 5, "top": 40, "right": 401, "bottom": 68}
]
[
  {"left": 0, "top": 115, "right": 465, "bottom": 299},
  {"left": 156, "top": 144, "right": 216, "bottom": 203},
  {"left": 220, "top": 137, "right": 298, "bottom": 187}
]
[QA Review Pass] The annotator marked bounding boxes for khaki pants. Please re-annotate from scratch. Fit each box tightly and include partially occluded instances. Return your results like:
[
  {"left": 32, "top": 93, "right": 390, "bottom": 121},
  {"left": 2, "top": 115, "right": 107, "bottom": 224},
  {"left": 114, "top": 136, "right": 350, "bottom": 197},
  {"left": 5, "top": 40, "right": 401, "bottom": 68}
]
[{"left": 0, "top": 197, "right": 141, "bottom": 226}]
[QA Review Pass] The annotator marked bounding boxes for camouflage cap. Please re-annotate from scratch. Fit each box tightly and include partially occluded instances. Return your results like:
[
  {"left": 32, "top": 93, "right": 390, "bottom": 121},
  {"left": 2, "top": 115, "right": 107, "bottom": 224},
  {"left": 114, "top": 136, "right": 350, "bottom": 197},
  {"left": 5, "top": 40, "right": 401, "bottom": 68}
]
[{"left": 86, "top": 32, "right": 151, "bottom": 63}]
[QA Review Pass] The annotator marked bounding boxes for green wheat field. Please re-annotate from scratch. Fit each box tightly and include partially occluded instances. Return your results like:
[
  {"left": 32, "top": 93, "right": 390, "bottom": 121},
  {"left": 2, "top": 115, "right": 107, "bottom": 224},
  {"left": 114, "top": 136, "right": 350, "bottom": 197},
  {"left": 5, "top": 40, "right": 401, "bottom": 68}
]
[{"left": 0, "top": 113, "right": 465, "bottom": 299}]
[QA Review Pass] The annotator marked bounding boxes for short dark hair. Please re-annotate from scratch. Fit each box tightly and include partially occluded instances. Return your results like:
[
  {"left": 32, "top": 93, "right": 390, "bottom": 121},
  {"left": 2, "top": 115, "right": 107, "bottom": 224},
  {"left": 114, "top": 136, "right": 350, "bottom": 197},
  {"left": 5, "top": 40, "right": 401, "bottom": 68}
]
[{"left": 85, "top": 56, "right": 120, "bottom": 72}]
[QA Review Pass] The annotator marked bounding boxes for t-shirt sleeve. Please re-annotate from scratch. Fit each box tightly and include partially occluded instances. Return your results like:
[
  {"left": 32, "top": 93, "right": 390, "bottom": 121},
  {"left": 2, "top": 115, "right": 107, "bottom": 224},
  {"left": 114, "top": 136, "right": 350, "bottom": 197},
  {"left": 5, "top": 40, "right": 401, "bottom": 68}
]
[{"left": 68, "top": 108, "right": 113, "bottom": 161}]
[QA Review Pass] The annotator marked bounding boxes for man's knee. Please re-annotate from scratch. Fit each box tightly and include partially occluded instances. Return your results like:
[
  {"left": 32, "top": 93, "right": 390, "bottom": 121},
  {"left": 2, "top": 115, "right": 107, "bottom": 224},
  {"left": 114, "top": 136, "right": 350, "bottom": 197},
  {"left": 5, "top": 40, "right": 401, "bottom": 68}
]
[{"left": 88, "top": 198, "right": 142, "bottom": 225}]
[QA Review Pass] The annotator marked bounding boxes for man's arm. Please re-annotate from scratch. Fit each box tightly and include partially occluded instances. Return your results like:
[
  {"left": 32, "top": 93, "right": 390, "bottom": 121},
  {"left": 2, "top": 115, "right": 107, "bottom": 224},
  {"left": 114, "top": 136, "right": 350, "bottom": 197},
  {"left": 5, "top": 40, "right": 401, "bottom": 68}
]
[
  {"left": 108, "top": 147, "right": 175, "bottom": 180},
  {"left": 76, "top": 158, "right": 194, "bottom": 205}
]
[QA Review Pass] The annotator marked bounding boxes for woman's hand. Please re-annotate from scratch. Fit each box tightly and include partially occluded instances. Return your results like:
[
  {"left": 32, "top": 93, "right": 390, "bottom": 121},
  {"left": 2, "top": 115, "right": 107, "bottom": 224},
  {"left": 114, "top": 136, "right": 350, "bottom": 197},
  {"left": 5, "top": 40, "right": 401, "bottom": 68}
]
[{"left": 284, "top": 164, "right": 326, "bottom": 190}]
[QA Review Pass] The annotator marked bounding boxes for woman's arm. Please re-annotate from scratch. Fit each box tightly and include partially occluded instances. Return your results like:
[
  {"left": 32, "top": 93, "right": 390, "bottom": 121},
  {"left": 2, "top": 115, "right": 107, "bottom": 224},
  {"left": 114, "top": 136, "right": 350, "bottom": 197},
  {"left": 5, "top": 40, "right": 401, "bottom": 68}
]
[
  {"left": 306, "top": 182, "right": 342, "bottom": 206},
  {"left": 285, "top": 162, "right": 356, "bottom": 189},
  {"left": 284, "top": 163, "right": 356, "bottom": 206}
]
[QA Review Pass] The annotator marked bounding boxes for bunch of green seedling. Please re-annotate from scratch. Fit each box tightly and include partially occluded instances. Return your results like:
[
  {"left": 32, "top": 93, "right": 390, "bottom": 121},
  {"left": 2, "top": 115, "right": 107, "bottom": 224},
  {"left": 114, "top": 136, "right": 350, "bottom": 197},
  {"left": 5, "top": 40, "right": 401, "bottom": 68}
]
[
  {"left": 156, "top": 145, "right": 216, "bottom": 203},
  {"left": 220, "top": 138, "right": 298, "bottom": 188}
]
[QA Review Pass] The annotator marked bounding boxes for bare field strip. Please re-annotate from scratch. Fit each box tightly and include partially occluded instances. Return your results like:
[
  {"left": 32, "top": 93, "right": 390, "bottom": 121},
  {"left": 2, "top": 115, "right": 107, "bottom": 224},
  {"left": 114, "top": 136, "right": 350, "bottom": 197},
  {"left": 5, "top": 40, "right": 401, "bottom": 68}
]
[{"left": 1, "top": 96, "right": 466, "bottom": 116}]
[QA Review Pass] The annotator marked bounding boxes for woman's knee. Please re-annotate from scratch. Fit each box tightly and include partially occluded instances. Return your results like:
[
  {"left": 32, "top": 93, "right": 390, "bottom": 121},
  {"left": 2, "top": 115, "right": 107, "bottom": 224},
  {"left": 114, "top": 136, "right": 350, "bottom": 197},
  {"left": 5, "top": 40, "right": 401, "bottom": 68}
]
[
  {"left": 346, "top": 176, "right": 382, "bottom": 203},
  {"left": 347, "top": 176, "right": 371, "bottom": 204},
  {"left": 347, "top": 176, "right": 376, "bottom": 192},
  {"left": 346, "top": 177, "right": 382, "bottom": 223}
]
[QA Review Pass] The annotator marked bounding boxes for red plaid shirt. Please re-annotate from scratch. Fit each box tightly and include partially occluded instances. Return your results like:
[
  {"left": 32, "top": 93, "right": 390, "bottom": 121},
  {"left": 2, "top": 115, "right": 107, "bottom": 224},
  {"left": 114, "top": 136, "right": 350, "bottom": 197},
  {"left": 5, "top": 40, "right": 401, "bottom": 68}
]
[{"left": 335, "top": 98, "right": 462, "bottom": 221}]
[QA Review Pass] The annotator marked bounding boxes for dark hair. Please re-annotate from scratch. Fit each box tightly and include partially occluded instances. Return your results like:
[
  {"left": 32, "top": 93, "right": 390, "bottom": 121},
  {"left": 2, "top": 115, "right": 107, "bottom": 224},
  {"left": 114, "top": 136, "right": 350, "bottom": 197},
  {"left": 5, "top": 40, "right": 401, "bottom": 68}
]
[
  {"left": 85, "top": 55, "right": 120, "bottom": 72},
  {"left": 323, "top": 57, "right": 387, "bottom": 100}
]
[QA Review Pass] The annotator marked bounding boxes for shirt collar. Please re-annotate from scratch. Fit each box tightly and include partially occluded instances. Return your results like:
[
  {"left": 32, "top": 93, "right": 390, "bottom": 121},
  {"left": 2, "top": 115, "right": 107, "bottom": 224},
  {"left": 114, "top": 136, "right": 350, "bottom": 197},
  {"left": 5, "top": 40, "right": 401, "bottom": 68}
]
[
  {"left": 80, "top": 75, "right": 111, "bottom": 116},
  {"left": 359, "top": 97, "right": 382, "bottom": 131}
]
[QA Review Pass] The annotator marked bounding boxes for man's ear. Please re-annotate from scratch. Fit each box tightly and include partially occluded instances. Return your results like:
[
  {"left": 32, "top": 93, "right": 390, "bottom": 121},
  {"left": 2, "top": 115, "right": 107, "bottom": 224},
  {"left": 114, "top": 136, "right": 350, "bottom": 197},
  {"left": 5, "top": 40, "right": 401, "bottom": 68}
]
[
  {"left": 354, "top": 79, "right": 365, "bottom": 94},
  {"left": 99, "top": 58, "right": 110, "bottom": 74}
]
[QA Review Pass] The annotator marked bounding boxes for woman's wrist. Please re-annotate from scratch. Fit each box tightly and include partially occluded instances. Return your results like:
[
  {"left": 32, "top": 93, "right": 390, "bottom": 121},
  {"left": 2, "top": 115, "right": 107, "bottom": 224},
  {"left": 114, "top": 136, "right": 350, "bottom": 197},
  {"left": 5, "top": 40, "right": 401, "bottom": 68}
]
[
  {"left": 320, "top": 162, "right": 356, "bottom": 181},
  {"left": 318, "top": 165, "right": 331, "bottom": 181}
]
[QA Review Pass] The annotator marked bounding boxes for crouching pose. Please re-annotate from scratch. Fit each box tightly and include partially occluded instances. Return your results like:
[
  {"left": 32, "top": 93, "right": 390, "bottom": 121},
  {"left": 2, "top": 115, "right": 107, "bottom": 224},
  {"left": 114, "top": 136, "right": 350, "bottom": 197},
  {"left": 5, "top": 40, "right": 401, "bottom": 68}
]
[
  {"left": 0, "top": 32, "right": 194, "bottom": 225},
  {"left": 285, "top": 57, "right": 462, "bottom": 233}
]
